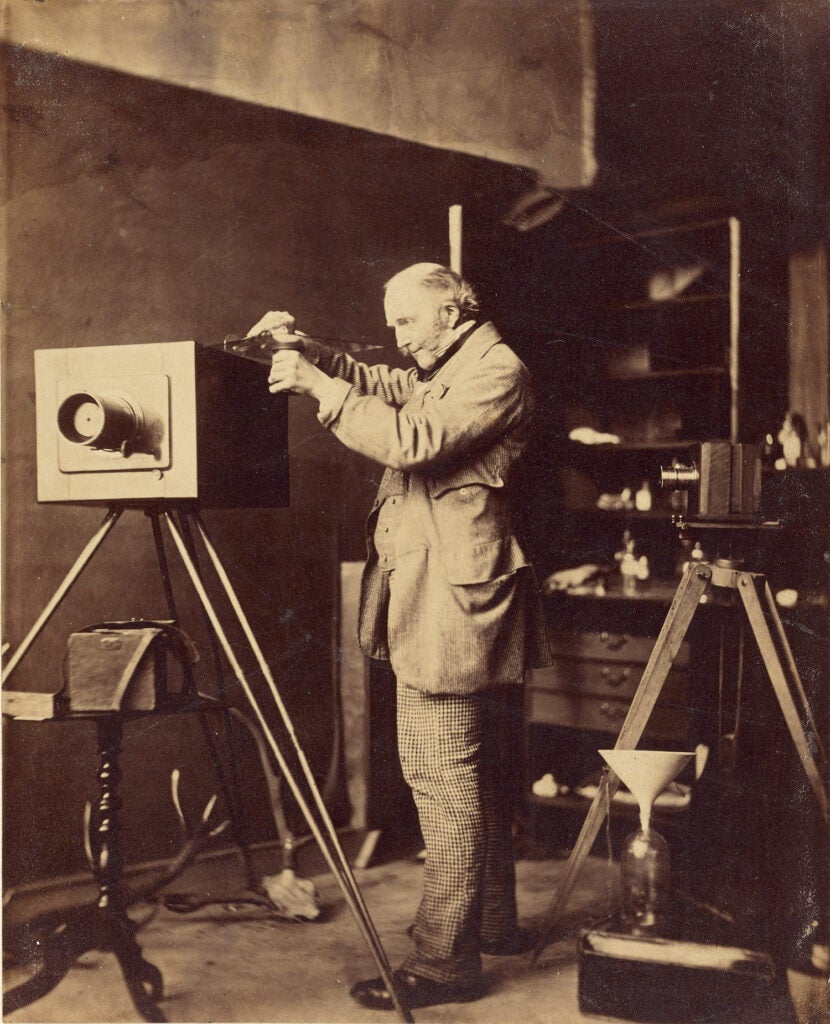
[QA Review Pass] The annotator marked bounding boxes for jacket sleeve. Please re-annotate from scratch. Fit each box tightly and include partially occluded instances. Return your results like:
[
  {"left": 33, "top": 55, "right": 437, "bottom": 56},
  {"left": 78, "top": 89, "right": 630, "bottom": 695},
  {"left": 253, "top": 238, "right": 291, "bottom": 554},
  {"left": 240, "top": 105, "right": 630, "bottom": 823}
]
[
  {"left": 312, "top": 342, "right": 418, "bottom": 407},
  {"left": 325, "top": 351, "right": 531, "bottom": 471}
]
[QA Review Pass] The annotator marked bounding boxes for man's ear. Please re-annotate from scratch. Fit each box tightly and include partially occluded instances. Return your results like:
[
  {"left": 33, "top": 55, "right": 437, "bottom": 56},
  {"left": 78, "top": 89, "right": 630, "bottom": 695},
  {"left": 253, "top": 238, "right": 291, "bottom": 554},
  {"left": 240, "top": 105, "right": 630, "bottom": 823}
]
[{"left": 445, "top": 303, "right": 460, "bottom": 328}]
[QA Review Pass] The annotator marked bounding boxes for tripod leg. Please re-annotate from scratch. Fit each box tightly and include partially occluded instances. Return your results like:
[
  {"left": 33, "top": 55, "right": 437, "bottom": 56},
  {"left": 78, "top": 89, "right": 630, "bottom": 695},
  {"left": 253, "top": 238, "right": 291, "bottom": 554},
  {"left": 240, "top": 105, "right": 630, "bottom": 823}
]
[
  {"left": 148, "top": 511, "right": 181, "bottom": 635},
  {"left": 162, "top": 512, "right": 413, "bottom": 1024},
  {"left": 738, "top": 573, "right": 829, "bottom": 825},
  {"left": 188, "top": 516, "right": 396, "bottom": 944},
  {"left": 532, "top": 562, "right": 711, "bottom": 960},
  {"left": 185, "top": 512, "right": 413, "bottom": 1020},
  {"left": 762, "top": 578, "right": 827, "bottom": 764},
  {"left": 2, "top": 507, "right": 122, "bottom": 683},
  {"left": 153, "top": 508, "right": 259, "bottom": 890},
  {"left": 193, "top": 710, "right": 260, "bottom": 888},
  {"left": 188, "top": 517, "right": 376, "bottom": 887}
]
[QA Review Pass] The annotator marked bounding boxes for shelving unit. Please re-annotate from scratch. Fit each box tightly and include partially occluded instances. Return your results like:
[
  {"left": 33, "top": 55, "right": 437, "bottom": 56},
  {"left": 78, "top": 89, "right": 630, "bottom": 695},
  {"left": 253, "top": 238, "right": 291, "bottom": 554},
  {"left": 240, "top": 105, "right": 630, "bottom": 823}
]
[
  {"left": 550, "top": 217, "right": 748, "bottom": 573},
  {"left": 522, "top": 217, "right": 744, "bottom": 842},
  {"left": 563, "top": 216, "right": 741, "bottom": 447}
]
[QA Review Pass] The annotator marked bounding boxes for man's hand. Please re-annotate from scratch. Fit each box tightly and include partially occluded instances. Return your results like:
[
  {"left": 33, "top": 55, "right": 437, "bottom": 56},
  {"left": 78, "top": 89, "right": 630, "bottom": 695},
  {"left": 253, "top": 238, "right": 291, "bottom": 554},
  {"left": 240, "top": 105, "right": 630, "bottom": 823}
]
[
  {"left": 247, "top": 309, "right": 324, "bottom": 365},
  {"left": 247, "top": 310, "right": 297, "bottom": 337},
  {"left": 268, "top": 349, "right": 328, "bottom": 399}
]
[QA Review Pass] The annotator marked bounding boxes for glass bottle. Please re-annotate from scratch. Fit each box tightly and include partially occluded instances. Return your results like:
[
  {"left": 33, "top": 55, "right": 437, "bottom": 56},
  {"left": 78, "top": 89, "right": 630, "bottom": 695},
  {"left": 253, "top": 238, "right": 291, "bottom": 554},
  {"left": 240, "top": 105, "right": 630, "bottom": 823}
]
[
  {"left": 620, "top": 826, "right": 671, "bottom": 936},
  {"left": 620, "top": 538, "right": 639, "bottom": 595},
  {"left": 635, "top": 479, "right": 652, "bottom": 512}
]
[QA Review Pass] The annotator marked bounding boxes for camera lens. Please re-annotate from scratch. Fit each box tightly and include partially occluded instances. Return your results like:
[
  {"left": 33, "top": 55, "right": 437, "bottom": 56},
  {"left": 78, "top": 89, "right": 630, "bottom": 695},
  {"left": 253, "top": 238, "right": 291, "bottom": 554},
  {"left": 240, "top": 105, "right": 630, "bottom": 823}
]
[
  {"left": 70, "top": 398, "right": 106, "bottom": 441},
  {"left": 58, "top": 391, "right": 141, "bottom": 451},
  {"left": 659, "top": 463, "right": 700, "bottom": 490}
]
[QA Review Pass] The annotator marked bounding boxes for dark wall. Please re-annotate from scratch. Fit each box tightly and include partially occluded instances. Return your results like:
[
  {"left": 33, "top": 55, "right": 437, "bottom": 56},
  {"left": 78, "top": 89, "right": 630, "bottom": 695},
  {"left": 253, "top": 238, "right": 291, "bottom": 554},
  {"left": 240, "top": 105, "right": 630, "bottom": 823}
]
[{"left": 0, "top": 46, "right": 513, "bottom": 885}]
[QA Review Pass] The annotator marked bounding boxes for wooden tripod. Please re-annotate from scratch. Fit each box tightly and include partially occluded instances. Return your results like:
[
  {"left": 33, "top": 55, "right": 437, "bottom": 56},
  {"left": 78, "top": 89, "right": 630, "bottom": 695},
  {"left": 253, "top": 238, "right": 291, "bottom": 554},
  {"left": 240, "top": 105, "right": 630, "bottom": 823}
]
[
  {"left": 533, "top": 555, "right": 829, "bottom": 959},
  {"left": 2, "top": 504, "right": 411, "bottom": 1023}
]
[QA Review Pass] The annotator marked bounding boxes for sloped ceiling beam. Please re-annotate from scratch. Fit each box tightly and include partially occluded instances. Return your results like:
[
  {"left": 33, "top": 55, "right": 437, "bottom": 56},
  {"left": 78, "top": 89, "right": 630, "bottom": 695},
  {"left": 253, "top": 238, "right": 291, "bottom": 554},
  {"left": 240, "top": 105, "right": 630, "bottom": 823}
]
[{"left": 1, "top": 0, "right": 596, "bottom": 190}]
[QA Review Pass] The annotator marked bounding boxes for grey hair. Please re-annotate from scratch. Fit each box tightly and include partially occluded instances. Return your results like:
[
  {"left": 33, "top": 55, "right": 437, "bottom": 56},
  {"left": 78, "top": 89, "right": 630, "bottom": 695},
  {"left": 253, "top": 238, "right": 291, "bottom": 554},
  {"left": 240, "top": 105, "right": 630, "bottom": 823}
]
[{"left": 384, "top": 263, "right": 480, "bottom": 318}]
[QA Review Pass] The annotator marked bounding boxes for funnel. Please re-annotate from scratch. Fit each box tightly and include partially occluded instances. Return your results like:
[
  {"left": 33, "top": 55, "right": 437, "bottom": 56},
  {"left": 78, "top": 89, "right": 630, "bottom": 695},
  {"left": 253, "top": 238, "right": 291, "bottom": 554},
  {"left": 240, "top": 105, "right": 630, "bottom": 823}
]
[{"left": 599, "top": 749, "right": 694, "bottom": 832}]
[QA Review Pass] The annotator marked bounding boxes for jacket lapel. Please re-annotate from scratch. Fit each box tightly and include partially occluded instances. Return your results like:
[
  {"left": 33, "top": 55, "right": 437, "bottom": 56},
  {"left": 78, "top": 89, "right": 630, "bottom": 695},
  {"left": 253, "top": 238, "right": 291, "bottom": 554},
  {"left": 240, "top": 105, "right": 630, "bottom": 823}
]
[{"left": 429, "top": 322, "right": 503, "bottom": 388}]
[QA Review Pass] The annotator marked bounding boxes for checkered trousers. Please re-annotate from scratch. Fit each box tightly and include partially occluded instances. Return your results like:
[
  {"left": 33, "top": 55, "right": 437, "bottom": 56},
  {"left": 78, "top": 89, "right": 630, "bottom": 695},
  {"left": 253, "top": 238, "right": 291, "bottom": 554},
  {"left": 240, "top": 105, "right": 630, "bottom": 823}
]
[{"left": 396, "top": 681, "right": 523, "bottom": 986}]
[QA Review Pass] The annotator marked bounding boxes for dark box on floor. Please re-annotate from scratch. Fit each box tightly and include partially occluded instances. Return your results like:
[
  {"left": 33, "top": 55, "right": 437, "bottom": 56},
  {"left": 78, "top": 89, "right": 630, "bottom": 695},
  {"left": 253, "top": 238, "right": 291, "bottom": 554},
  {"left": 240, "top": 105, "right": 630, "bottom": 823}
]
[{"left": 578, "top": 928, "right": 789, "bottom": 1023}]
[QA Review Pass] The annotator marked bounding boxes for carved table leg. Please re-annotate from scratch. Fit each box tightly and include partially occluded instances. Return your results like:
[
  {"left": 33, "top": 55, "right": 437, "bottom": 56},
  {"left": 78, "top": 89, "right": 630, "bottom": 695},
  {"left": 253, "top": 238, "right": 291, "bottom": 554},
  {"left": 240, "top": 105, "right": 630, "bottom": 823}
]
[
  {"left": 92, "top": 716, "right": 167, "bottom": 1022},
  {"left": 94, "top": 716, "right": 125, "bottom": 912},
  {"left": 4, "top": 716, "right": 167, "bottom": 1022}
]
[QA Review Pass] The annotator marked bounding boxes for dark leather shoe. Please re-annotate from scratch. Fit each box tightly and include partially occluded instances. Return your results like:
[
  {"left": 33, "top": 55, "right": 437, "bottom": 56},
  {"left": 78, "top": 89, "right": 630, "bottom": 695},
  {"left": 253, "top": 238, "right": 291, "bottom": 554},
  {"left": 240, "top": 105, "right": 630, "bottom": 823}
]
[
  {"left": 350, "top": 970, "right": 485, "bottom": 1011},
  {"left": 480, "top": 927, "right": 536, "bottom": 956}
]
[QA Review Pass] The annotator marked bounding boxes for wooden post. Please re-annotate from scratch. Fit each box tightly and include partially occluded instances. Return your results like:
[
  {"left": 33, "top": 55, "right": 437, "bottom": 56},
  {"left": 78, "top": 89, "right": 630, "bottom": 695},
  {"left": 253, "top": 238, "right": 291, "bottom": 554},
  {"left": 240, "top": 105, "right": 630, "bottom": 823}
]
[{"left": 789, "top": 245, "right": 829, "bottom": 464}]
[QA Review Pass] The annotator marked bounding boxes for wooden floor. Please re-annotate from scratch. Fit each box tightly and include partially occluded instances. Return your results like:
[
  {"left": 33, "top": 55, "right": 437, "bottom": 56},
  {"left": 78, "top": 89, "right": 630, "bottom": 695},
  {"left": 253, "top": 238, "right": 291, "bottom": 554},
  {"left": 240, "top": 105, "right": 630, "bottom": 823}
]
[{"left": 2, "top": 846, "right": 809, "bottom": 1024}]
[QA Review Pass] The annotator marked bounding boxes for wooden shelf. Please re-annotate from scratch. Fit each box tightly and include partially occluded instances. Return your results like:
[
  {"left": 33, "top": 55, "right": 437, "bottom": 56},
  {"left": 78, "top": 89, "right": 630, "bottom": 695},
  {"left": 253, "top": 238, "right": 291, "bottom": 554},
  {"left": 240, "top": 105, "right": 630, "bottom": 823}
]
[
  {"left": 566, "top": 439, "right": 699, "bottom": 452},
  {"left": 543, "top": 578, "right": 684, "bottom": 604},
  {"left": 568, "top": 215, "right": 735, "bottom": 249},
  {"left": 605, "top": 292, "right": 729, "bottom": 313},
  {"left": 603, "top": 366, "right": 728, "bottom": 382},
  {"left": 562, "top": 507, "right": 680, "bottom": 521}
]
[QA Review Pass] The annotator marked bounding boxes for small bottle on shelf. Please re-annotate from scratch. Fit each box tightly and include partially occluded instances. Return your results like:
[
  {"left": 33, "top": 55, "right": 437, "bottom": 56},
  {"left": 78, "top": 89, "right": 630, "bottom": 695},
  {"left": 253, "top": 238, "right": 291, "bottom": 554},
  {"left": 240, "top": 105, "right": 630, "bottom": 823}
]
[
  {"left": 620, "top": 537, "right": 639, "bottom": 595},
  {"left": 635, "top": 479, "right": 653, "bottom": 512},
  {"left": 678, "top": 541, "right": 706, "bottom": 576},
  {"left": 614, "top": 529, "right": 632, "bottom": 570}
]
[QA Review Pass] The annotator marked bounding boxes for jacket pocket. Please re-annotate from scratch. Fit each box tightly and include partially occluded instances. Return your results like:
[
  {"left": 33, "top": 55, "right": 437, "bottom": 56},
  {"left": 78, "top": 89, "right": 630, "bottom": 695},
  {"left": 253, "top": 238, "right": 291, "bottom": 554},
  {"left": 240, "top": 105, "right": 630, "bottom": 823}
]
[
  {"left": 427, "top": 465, "right": 505, "bottom": 500},
  {"left": 442, "top": 536, "right": 528, "bottom": 585}
]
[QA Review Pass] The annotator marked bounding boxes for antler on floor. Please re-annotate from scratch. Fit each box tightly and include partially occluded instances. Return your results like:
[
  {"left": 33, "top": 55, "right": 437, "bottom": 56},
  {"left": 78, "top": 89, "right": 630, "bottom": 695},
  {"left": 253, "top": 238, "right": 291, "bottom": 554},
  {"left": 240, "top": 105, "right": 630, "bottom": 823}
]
[
  {"left": 126, "top": 769, "right": 229, "bottom": 905},
  {"left": 75, "top": 768, "right": 230, "bottom": 909}
]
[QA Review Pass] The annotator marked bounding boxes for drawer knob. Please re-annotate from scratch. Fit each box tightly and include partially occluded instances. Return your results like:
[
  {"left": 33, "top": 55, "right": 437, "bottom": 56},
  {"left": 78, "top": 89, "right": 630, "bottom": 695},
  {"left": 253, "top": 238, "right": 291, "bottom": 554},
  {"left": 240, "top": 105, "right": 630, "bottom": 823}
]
[
  {"left": 600, "top": 701, "right": 628, "bottom": 721},
  {"left": 600, "top": 666, "right": 631, "bottom": 688},
  {"left": 599, "top": 632, "right": 628, "bottom": 651}
]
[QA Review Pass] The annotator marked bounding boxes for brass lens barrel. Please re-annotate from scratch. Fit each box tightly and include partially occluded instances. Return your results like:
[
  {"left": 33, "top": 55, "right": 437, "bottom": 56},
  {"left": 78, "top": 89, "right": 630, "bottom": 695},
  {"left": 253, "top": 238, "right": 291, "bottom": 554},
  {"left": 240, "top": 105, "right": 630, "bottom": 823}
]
[
  {"left": 58, "top": 391, "right": 141, "bottom": 450},
  {"left": 660, "top": 462, "right": 700, "bottom": 490}
]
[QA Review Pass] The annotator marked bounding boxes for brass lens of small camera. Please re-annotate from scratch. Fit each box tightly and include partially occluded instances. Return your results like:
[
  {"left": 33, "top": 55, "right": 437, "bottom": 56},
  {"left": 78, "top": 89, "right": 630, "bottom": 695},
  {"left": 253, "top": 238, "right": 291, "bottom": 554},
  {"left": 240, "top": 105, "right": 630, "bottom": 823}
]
[{"left": 660, "top": 462, "right": 700, "bottom": 490}]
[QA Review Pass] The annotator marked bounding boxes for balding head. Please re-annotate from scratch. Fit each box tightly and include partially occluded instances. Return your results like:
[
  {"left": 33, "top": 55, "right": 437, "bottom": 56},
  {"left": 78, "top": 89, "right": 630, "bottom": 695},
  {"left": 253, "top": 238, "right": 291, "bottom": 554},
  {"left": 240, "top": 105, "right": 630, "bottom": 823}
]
[
  {"left": 383, "top": 263, "right": 479, "bottom": 373},
  {"left": 384, "top": 264, "right": 479, "bottom": 321}
]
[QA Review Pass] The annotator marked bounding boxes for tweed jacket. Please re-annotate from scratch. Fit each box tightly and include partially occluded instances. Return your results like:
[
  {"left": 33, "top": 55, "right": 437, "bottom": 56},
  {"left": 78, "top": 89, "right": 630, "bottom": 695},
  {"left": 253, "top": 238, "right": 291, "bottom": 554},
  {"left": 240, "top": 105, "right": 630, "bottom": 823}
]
[{"left": 314, "top": 322, "right": 551, "bottom": 694}]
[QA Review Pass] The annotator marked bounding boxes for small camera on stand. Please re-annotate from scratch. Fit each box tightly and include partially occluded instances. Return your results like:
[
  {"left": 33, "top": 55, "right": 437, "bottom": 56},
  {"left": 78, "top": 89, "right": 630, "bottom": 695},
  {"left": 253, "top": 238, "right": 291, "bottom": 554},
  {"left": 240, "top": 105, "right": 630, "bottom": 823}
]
[
  {"left": 660, "top": 441, "right": 761, "bottom": 520},
  {"left": 35, "top": 341, "right": 289, "bottom": 507}
]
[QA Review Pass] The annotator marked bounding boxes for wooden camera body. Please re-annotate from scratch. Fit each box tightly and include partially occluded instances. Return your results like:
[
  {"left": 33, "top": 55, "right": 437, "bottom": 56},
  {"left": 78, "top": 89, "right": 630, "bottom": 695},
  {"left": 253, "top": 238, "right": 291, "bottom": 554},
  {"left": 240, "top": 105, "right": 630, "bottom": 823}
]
[{"left": 35, "top": 341, "right": 289, "bottom": 507}]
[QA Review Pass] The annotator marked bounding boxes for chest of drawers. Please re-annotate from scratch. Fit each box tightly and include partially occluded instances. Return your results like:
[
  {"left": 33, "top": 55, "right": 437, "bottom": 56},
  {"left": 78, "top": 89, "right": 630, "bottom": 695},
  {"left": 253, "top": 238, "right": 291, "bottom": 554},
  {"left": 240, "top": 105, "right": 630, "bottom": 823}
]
[{"left": 526, "top": 629, "right": 692, "bottom": 745}]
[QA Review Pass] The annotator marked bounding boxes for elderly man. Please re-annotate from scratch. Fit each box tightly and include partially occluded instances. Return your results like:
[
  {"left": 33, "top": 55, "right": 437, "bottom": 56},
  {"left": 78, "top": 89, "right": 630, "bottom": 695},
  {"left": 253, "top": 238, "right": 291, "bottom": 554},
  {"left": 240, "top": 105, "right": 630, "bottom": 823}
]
[{"left": 251, "top": 263, "right": 549, "bottom": 1011}]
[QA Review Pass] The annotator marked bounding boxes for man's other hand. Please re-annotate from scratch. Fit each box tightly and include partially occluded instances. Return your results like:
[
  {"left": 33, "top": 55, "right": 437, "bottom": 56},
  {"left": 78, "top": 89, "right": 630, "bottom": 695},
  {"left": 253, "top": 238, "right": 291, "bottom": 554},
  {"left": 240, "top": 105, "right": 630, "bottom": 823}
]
[{"left": 268, "top": 349, "right": 326, "bottom": 399}]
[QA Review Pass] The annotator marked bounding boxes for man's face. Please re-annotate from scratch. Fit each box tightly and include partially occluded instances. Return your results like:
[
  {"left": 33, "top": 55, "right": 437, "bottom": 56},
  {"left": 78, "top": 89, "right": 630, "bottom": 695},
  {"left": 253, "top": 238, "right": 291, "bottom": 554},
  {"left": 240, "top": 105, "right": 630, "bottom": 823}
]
[{"left": 384, "top": 281, "right": 458, "bottom": 372}]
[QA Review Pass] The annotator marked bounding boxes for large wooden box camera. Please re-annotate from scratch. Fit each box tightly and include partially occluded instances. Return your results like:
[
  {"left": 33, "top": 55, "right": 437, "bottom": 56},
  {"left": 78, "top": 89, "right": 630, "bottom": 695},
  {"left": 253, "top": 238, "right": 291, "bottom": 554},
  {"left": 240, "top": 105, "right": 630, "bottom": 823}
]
[{"left": 35, "top": 342, "right": 289, "bottom": 506}]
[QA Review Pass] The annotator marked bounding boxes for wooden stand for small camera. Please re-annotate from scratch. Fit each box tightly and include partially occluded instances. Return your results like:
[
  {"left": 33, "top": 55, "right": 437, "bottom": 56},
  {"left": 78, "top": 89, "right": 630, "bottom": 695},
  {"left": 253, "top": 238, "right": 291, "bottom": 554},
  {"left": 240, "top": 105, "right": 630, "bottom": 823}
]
[
  {"left": 533, "top": 534, "right": 829, "bottom": 959},
  {"left": 3, "top": 503, "right": 410, "bottom": 1024}
]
